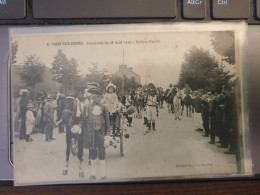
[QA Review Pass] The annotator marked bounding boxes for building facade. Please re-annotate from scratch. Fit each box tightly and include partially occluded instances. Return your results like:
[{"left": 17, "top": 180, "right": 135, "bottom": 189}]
[{"left": 113, "top": 65, "right": 141, "bottom": 84}]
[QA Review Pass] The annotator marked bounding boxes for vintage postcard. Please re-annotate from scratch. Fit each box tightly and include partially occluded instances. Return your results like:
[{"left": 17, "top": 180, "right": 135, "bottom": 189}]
[{"left": 9, "top": 22, "right": 252, "bottom": 185}]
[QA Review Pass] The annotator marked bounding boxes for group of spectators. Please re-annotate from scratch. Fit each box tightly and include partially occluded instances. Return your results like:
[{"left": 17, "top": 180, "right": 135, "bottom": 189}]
[
  {"left": 14, "top": 90, "right": 56, "bottom": 142},
  {"left": 192, "top": 85, "right": 242, "bottom": 172}
]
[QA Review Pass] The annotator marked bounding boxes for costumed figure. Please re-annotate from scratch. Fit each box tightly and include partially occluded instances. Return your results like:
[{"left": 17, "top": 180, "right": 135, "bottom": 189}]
[
  {"left": 146, "top": 83, "right": 158, "bottom": 130},
  {"left": 83, "top": 88, "right": 110, "bottom": 180}
]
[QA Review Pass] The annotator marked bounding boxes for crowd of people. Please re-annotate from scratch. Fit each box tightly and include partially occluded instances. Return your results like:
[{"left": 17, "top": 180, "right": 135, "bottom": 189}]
[
  {"left": 164, "top": 84, "right": 240, "bottom": 155},
  {"left": 14, "top": 80, "right": 242, "bottom": 178}
]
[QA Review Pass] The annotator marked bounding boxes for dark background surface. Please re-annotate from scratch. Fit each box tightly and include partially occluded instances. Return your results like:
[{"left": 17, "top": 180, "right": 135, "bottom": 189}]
[
  {"left": 1, "top": 179, "right": 260, "bottom": 194},
  {"left": 0, "top": 0, "right": 260, "bottom": 25}
]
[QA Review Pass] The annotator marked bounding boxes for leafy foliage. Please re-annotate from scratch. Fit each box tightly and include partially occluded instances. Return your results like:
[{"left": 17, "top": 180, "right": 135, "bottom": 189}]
[
  {"left": 51, "top": 50, "right": 79, "bottom": 94},
  {"left": 211, "top": 31, "right": 235, "bottom": 65},
  {"left": 179, "top": 46, "right": 234, "bottom": 93},
  {"left": 19, "top": 55, "right": 45, "bottom": 88},
  {"left": 84, "top": 63, "right": 111, "bottom": 93}
]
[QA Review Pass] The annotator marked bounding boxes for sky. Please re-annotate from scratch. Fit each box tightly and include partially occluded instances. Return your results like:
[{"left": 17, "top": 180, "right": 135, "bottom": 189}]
[{"left": 12, "top": 27, "right": 234, "bottom": 89}]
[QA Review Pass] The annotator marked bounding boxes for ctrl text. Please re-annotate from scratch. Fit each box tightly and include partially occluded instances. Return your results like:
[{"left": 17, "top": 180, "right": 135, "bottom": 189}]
[{"left": 218, "top": 0, "right": 228, "bottom": 5}]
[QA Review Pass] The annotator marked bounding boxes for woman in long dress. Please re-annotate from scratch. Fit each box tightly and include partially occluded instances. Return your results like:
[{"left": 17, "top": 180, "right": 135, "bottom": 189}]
[{"left": 25, "top": 102, "right": 35, "bottom": 142}]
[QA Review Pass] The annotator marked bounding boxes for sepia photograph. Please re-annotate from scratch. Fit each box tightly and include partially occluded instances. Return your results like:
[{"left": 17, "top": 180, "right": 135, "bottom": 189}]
[{"left": 10, "top": 23, "right": 251, "bottom": 185}]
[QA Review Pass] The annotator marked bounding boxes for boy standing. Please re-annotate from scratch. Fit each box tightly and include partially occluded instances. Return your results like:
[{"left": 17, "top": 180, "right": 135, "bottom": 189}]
[{"left": 83, "top": 88, "right": 110, "bottom": 180}]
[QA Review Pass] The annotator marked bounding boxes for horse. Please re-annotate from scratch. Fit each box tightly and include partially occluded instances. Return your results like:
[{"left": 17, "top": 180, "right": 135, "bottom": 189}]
[
  {"left": 59, "top": 96, "right": 85, "bottom": 178},
  {"left": 181, "top": 92, "right": 193, "bottom": 117},
  {"left": 173, "top": 91, "right": 182, "bottom": 120}
]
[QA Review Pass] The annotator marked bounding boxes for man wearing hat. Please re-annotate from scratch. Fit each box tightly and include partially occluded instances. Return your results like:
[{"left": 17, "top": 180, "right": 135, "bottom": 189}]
[
  {"left": 83, "top": 87, "right": 110, "bottom": 180},
  {"left": 146, "top": 84, "right": 158, "bottom": 131},
  {"left": 218, "top": 85, "right": 233, "bottom": 148},
  {"left": 25, "top": 102, "right": 35, "bottom": 142},
  {"left": 44, "top": 95, "right": 55, "bottom": 142},
  {"left": 83, "top": 82, "right": 100, "bottom": 106},
  {"left": 193, "top": 91, "right": 203, "bottom": 132},
  {"left": 201, "top": 93, "right": 210, "bottom": 137},
  {"left": 19, "top": 91, "right": 29, "bottom": 140}
]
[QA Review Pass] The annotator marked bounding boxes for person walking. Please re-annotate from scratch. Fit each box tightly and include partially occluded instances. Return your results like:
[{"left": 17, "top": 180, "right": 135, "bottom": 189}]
[{"left": 146, "top": 84, "right": 158, "bottom": 131}]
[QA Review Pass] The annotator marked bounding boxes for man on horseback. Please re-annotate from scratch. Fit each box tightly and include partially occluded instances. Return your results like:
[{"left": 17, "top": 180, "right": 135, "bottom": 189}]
[
  {"left": 166, "top": 84, "right": 174, "bottom": 113},
  {"left": 184, "top": 84, "right": 192, "bottom": 95},
  {"left": 181, "top": 84, "right": 193, "bottom": 117}
]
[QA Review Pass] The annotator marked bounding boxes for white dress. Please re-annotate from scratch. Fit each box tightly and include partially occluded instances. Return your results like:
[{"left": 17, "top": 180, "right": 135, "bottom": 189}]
[
  {"left": 103, "top": 93, "right": 119, "bottom": 114},
  {"left": 26, "top": 110, "right": 35, "bottom": 135}
]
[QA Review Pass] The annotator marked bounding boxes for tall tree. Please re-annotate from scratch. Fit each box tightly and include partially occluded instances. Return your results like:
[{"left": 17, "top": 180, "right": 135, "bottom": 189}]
[
  {"left": 179, "top": 46, "right": 233, "bottom": 92},
  {"left": 85, "top": 63, "right": 111, "bottom": 93},
  {"left": 52, "top": 50, "right": 79, "bottom": 95},
  {"left": 211, "top": 31, "right": 235, "bottom": 65},
  {"left": 19, "top": 55, "right": 45, "bottom": 90}
]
